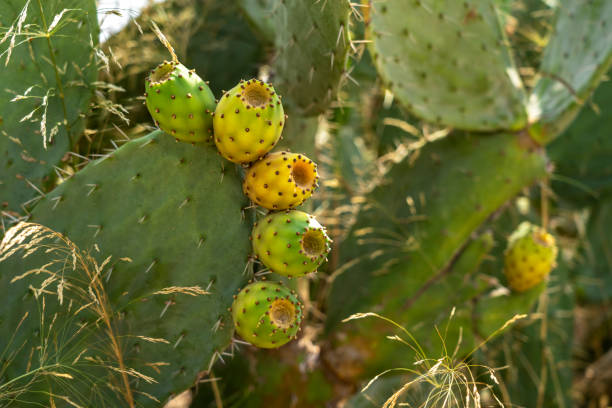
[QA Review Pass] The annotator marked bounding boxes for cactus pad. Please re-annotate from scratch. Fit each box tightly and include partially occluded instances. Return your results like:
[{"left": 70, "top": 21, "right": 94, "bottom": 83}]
[
  {"left": 231, "top": 281, "right": 303, "bottom": 348},
  {"left": 549, "top": 70, "right": 612, "bottom": 205},
  {"left": 214, "top": 79, "right": 285, "bottom": 163},
  {"left": 366, "top": 0, "right": 527, "bottom": 131},
  {"left": 0, "top": 131, "right": 251, "bottom": 404},
  {"left": 252, "top": 210, "right": 332, "bottom": 277},
  {"left": 237, "top": 0, "right": 351, "bottom": 115},
  {"left": 0, "top": 0, "right": 98, "bottom": 216},
  {"left": 243, "top": 151, "right": 319, "bottom": 210},
  {"left": 503, "top": 222, "right": 557, "bottom": 292},
  {"left": 528, "top": 0, "right": 612, "bottom": 142},
  {"left": 145, "top": 61, "right": 216, "bottom": 142},
  {"left": 325, "top": 131, "right": 547, "bottom": 374}
]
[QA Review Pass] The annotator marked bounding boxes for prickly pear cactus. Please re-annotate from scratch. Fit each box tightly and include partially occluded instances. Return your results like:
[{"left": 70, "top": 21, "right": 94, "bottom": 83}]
[
  {"left": 145, "top": 61, "right": 216, "bottom": 142},
  {"left": 237, "top": 0, "right": 351, "bottom": 115},
  {"left": 0, "top": 0, "right": 98, "bottom": 216},
  {"left": 252, "top": 210, "right": 331, "bottom": 277},
  {"left": 0, "top": 131, "right": 251, "bottom": 405},
  {"left": 214, "top": 79, "right": 284, "bottom": 163},
  {"left": 326, "top": 131, "right": 547, "bottom": 373},
  {"left": 366, "top": 0, "right": 528, "bottom": 130},
  {"left": 231, "top": 281, "right": 303, "bottom": 348},
  {"left": 2, "top": 0, "right": 612, "bottom": 405},
  {"left": 243, "top": 151, "right": 318, "bottom": 210}
]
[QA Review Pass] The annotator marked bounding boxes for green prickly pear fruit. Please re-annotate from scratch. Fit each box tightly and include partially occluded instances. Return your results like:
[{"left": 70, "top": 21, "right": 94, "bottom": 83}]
[
  {"left": 213, "top": 79, "right": 285, "bottom": 163},
  {"left": 243, "top": 151, "right": 318, "bottom": 210},
  {"left": 504, "top": 222, "right": 558, "bottom": 292},
  {"left": 231, "top": 281, "right": 303, "bottom": 348},
  {"left": 145, "top": 61, "right": 216, "bottom": 142},
  {"left": 251, "top": 210, "right": 332, "bottom": 277}
]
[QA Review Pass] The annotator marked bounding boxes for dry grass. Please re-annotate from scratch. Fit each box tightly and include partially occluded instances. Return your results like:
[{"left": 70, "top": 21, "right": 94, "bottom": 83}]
[
  {"left": 342, "top": 312, "right": 525, "bottom": 408},
  {"left": 0, "top": 222, "right": 209, "bottom": 406}
]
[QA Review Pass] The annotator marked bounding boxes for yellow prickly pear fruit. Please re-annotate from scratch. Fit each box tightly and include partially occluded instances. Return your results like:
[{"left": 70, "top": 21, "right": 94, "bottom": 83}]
[
  {"left": 504, "top": 222, "right": 558, "bottom": 292},
  {"left": 213, "top": 79, "right": 285, "bottom": 163},
  {"left": 243, "top": 151, "right": 318, "bottom": 210}
]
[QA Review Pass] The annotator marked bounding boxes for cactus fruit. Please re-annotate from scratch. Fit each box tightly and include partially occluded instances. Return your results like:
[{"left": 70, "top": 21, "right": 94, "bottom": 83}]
[
  {"left": 231, "top": 281, "right": 303, "bottom": 348},
  {"left": 243, "top": 151, "right": 318, "bottom": 210},
  {"left": 145, "top": 61, "right": 216, "bottom": 142},
  {"left": 213, "top": 79, "right": 285, "bottom": 163},
  {"left": 504, "top": 222, "right": 558, "bottom": 292},
  {"left": 251, "top": 210, "right": 332, "bottom": 277}
]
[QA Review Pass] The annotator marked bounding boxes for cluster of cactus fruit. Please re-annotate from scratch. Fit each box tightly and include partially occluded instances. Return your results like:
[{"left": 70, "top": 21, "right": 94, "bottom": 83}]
[{"left": 144, "top": 58, "right": 331, "bottom": 349}]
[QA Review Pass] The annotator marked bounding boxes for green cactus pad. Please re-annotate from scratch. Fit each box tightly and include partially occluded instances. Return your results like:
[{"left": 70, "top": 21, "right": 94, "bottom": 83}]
[
  {"left": 231, "top": 281, "right": 303, "bottom": 348},
  {"left": 145, "top": 61, "right": 216, "bottom": 142},
  {"left": 367, "top": 0, "right": 527, "bottom": 131},
  {"left": 252, "top": 210, "right": 332, "bottom": 277},
  {"left": 528, "top": 0, "right": 612, "bottom": 142},
  {"left": 549, "top": 70, "right": 612, "bottom": 205},
  {"left": 503, "top": 222, "right": 557, "bottom": 292},
  {"left": 0, "top": 131, "right": 251, "bottom": 405},
  {"left": 214, "top": 79, "right": 285, "bottom": 163},
  {"left": 237, "top": 0, "right": 351, "bottom": 115},
  {"left": 0, "top": 0, "right": 98, "bottom": 216}
]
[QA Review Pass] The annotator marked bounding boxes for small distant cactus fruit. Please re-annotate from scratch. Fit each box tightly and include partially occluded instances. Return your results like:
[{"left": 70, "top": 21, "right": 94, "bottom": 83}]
[
  {"left": 503, "top": 222, "right": 558, "bottom": 292},
  {"left": 213, "top": 79, "right": 285, "bottom": 163},
  {"left": 244, "top": 151, "right": 318, "bottom": 210},
  {"left": 231, "top": 281, "right": 303, "bottom": 348},
  {"left": 145, "top": 61, "right": 216, "bottom": 142},
  {"left": 251, "top": 210, "right": 332, "bottom": 277}
]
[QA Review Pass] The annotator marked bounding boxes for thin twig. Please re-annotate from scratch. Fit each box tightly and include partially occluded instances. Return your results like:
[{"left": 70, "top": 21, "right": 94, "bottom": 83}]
[{"left": 210, "top": 370, "right": 223, "bottom": 408}]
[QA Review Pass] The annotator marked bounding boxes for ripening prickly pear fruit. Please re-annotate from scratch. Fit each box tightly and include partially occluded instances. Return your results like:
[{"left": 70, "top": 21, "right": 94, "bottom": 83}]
[
  {"left": 504, "top": 222, "right": 558, "bottom": 292},
  {"left": 243, "top": 151, "right": 318, "bottom": 210},
  {"left": 213, "top": 79, "right": 285, "bottom": 163},
  {"left": 145, "top": 61, "right": 216, "bottom": 142},
  {"left": 231, "top": 281, "right": 303, "bottom": 348},
  {"left": 251, "top": 210, "right": 332, "bottom": 277}
]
